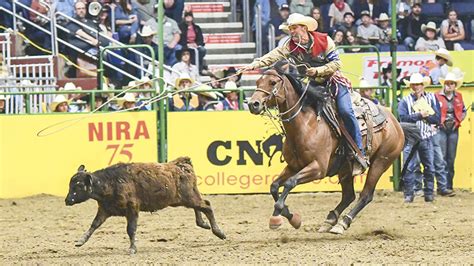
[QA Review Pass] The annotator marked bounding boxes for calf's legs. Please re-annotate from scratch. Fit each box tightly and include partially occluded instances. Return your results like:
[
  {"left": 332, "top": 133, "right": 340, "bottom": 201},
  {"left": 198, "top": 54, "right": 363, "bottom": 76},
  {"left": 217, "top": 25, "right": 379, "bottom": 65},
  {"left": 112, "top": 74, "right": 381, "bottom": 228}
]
[
  {"left": 126, "top": 208, "right": 139, "bottom": 254},
  {"left": 76, "top": 207, "right": 109, "bottom": 247}
]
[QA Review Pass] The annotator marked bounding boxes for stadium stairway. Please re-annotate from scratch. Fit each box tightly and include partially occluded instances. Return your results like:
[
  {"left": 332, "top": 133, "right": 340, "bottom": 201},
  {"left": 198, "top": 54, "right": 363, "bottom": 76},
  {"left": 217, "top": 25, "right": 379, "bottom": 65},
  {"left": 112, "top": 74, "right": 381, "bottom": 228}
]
[{"left": 185, "top": 0, "right": 258, "bottom": 86}]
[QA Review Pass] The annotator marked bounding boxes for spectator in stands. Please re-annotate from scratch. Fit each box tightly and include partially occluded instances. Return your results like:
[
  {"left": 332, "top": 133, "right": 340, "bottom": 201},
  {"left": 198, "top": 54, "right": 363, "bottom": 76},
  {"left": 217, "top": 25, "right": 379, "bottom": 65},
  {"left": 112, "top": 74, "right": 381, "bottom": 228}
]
[
  {"left": 398, "top": 73, "right": 440, "bottom": 203},
  {"left": 435, "top": 70, "right": 467, "bottom": 191},
  {"left": 381, "top": 62, "right": 401, "bottom": 90},
  {"left": 358, "top": 79, "right": 379, "bottom": 104},
  {"left": 344, "top": 30, "right": 362, "bottom": 52},
  {"left": 415, "top": 21, "right": 446, "bottom": 51},
  {"left": 28, "top": 0, "right": 52, "bottom": 54},
  {"left": 252, "top": 0, "right": 288, "bottom": 54},
  {"left": 132, "top": 0, "right": 156, "bottom": 25},
  {"left": 353, "top": 0, "right": 386, "bottom": 22},
  {"left": 66, "top": 1, "right": 109, "bottom": 61},
  {"left": 113, "top": 0, "right": 140, "bottom": 43},
  {"left": 144, "top": 10, "right": 181, "bottom": 66},
  {"left": 310, "top": 7, "right": 325, "bottom": 33},
  {"left": 171, "top": 47, "right": 200, "bottom": 83},
  {"left": 223, "top": 67, "right": 243, "bottom": 87},
  {"left": 136, "top": 25, "right": 158, "bottom": 68},
  {"left": 118, "top": 93, "right": 141, "bottom": 111},
  {"left": 290, "top": 0, "right": 314, "bottom": 17},
  {"left": 377, "top": 13, "right": 391, "bottom": 44},
  {"left": 357, "top": 10, "right": 381, "bottom": 45},
  {"left": 215, "top": 81, "right": 240, "bottom": 111},
  {"left": 98, "top": 5, "right": 113, "bottom": 38},
  {"left": 332, "top": 29, "right": 345, "bottom": 47},
  {"left": 50, "top": 95, "right": 70, "bottom": 113},
  {"left": 196, "top": 84, "right": 218, "bottom": 111},
  {"left": 335, "top": 12, "right": 357, "bottom": 37},
  {"left": 164, "top": 0, "right": 184, "bottom": 24},
  {"left": 328, "top": 0, "right": 353, "bottom": 29},
  {"left": 170, "top": 73, "right": 198, "bottom": 111},
  {"left": 61, "top": 82, "right": 84, "bottom": 112},
  {"left": 209, "top": 69, "right": 225, "bottom": 90},
  {"left": 271, "top": 4, "right": 290, "bottom": 46},
  {"left": 0, "top": 1, "right": 13, "bottom": 29},
  {"left": 401, "top": 3, "right": 425, "bottom": 51},
  {"left": 389, "top": 0, "right": 411, "bottom": 20},
  {"left": 0, "top": 95, "right": 8, "bottom": 114},
  {"left": 55, "top": 0, "right": 76, "bottom": 23},
  {"left": 178, "top": 11, "right": 206, "bottom": 73},
  {"left": 440, "top": 9, "right": 465, "bottom": 51},
  {"left": 429, "top": 48, "right": 452, "bottom": 85}
]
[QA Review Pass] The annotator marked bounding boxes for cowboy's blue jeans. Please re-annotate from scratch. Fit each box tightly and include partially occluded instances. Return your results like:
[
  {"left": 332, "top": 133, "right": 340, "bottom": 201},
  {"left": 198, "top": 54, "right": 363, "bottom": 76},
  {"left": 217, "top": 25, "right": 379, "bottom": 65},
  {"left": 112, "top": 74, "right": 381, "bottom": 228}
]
[
  {"left": 336, "top": 85, "right": 364, "bottom": 155},
  {"left": 432, "top": 132, "right": 449, "bottom": 191},
  {"left": 403, "top": 138, "right": 435, "bottom": 197},
  {"left": 437, "top": 127, "right": 459, "bottom": 189}
]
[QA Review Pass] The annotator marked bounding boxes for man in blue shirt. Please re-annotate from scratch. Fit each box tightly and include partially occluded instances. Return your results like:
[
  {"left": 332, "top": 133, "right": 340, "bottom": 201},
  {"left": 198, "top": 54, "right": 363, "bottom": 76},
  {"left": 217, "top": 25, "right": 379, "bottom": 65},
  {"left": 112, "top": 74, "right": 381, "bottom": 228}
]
[{"left": 398, "top": 73, "right": 440, "bottom": 203}]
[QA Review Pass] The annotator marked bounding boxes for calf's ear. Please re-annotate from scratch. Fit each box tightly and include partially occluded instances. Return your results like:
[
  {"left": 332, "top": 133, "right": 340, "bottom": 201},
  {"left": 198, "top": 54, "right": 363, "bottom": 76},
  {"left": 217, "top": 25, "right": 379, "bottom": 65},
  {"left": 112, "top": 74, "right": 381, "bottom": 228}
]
[
  {"left": 77, "top": 165, "right": 86, "bottom": 172},
  {"left": 85, "top": 173, "right": 94, "bottom": 191}
]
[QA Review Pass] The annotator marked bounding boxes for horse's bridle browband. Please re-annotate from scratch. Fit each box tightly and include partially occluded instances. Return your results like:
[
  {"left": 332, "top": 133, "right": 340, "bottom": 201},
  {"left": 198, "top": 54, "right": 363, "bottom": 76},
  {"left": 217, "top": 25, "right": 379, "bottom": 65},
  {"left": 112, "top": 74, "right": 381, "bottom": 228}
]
[{"left": 258, "top": 71, "right": 308, "bottom": 123}]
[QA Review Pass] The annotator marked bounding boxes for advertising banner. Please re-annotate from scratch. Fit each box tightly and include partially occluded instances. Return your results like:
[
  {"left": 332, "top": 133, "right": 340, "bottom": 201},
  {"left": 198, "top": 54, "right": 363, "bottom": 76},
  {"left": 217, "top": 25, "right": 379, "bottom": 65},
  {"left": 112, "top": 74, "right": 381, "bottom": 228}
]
[
  {"left": 0, "top": 112, "right": 157, "bottom": 198},
  {"left": 168, "top": 111, "right": 395, "bottom": 194}
]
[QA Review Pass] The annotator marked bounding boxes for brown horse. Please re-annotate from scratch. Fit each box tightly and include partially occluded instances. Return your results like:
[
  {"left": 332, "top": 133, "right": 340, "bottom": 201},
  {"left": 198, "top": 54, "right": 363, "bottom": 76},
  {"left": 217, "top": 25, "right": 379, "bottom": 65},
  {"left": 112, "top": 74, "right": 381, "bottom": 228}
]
[{"left": 248, "top": 69, "right": 404, "bottom": 234}]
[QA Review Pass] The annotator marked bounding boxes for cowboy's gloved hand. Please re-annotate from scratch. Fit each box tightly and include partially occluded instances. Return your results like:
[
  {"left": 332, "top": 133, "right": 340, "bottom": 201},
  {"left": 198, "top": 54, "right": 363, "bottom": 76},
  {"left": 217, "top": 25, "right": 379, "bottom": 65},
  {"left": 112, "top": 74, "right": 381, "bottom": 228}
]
[
  {"left": 306, "top": 67, "right": 318, "bottom": 77},
  {"left": 240, "top": 63, "right": 257, "bottom": 73}
]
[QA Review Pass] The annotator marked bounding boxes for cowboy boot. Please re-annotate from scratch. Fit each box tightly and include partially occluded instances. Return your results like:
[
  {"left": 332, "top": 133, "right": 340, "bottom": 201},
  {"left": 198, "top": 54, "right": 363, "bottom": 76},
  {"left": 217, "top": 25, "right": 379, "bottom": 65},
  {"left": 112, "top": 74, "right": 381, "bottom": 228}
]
[{"left": 352, "top": 157, "right": 369, "bottom": 176}]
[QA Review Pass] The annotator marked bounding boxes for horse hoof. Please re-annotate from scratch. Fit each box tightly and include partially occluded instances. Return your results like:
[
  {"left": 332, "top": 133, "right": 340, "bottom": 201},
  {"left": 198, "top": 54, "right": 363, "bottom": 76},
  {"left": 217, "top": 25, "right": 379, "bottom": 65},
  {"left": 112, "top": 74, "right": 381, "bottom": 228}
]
[
  {"left": 317, "top": 223, "right": 333, "bottom": 233},
  {"left": 269, "top": 215, "right": 284, "bottom": 229},
  {"left": 289, "top": 212, "right": 302, "bottom": 229},
  {"left": 129, "top": 247, "right": 137, "bottom": 255},
  {"left": 329, "top": 224, "right": 345, "bottom": 235}
]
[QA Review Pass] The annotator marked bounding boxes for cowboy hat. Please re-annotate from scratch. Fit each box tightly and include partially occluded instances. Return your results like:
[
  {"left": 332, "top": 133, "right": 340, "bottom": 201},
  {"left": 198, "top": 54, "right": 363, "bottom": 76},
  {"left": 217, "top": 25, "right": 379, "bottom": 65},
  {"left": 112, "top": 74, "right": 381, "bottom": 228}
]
[
  {"left": 421, "top": 21, "right": 439, "bottom": 34},
  {"left": 61, "top": 82, "right": 82, "bottom": 91},
  {"left": 174, "top": 73, "right": 194, "bottom": 89},
  {"left": 175, "top": 47, "right": 194, "bottom": 62},
  {"left": 138, "top": 76, "right": 152, "bottom": 87},
  {"left": 358, "top": 79, "right": 372, "bottom": 89},
  {"left": 439, "top": 72, "right": 463, "bottom": 89},
  {"left": 139, "top": 25, "right": 156, "bottom": 37},
  {"left": 434, "top": 48, "right": 453, "bottom": 67},
  {"left": 404, "top": 73, "right": 430, "bottom": 87},
  {"left": 283, "top": 13, "right": 318, "bottom": 32},
  {"left": 224, "top": 67, "right": 242, "bottom": 82},
  {"left": 210, "top": 69, "right": 225, "bottom": 80},
  {"left": 117, "top": 93, "right": 137, "bottom": 107},
  {"left": 50, "top": 94, "right": 70, "bottom": 112},
  {"left": 196, "top": 84, "right": 218, "bottom": 100},
  {"left": 223, "top": 80, "right": 238, "bottom": 93},
  {"left": 382, "top": 63, "right": 402, "bottom": 76},
  {"left": 127, "top": 80, "right": 137, "bottom": 89},
  {"left": 378, "top": 13, "right": 390, "bottom": 21}
]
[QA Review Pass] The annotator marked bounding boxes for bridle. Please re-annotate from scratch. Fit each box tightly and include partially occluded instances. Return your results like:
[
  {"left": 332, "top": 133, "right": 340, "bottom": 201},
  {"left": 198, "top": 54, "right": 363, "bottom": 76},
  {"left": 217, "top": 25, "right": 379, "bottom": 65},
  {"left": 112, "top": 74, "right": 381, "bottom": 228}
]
[{"left": 256, "top": 71, "right": 309, "bottom": 123}]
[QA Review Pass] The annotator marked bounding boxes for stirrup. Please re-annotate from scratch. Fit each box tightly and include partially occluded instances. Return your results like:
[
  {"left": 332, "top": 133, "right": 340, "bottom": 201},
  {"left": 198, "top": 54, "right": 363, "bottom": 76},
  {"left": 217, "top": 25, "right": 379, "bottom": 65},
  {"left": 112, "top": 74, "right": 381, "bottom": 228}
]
[{"left": 352, "top": 158, "right": 369, "bottom": 176}]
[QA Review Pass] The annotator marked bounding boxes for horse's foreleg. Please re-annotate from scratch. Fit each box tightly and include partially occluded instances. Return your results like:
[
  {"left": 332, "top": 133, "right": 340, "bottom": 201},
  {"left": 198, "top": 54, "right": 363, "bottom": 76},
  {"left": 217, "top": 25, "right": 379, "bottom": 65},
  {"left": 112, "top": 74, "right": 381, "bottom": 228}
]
[
  {"left": 330, "top": 156, "right": 393, "bottom": 235},
  {"left": 271, "top": 160, "right": 325, "bottom": 229},
  {"left": 319, "top": 169, "right": 355, "bottom": 233},
  {"left": 269, "top": 167, "right": 295, "bottom": 229}
]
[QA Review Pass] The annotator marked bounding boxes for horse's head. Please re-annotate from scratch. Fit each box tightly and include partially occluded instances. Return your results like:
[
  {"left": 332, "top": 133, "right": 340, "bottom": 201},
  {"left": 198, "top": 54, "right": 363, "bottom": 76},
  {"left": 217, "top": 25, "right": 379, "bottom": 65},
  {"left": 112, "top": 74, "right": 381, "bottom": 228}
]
[{"left": 248, "top": 70, "right": 286, "bottom": 115}]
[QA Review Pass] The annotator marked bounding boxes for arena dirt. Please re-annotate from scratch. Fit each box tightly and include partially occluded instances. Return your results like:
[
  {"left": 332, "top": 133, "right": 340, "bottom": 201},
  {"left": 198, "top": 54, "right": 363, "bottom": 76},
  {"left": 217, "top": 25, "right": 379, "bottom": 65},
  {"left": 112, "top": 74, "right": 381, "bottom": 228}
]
[{"left": 1, "top": 191, "right": 473, "bottom": 264}]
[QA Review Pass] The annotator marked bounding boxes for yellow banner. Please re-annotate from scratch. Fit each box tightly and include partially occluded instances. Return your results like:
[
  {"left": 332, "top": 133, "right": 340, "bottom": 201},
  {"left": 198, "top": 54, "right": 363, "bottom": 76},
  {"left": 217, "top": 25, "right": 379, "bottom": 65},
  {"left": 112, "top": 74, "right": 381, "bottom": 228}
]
[
  {"left": 0, "top": 112, "right": 158, "bottom": 198},
  {"left": 168, "top": 111, "right": 395, "bottom": 194}
]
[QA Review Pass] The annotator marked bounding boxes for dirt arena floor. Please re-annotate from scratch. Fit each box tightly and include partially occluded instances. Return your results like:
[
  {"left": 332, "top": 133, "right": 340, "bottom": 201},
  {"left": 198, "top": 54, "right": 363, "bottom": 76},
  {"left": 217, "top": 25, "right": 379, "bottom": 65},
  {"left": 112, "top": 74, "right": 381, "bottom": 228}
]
[{"left": 1, "top": 191, "right": 473, "bottom": 264}]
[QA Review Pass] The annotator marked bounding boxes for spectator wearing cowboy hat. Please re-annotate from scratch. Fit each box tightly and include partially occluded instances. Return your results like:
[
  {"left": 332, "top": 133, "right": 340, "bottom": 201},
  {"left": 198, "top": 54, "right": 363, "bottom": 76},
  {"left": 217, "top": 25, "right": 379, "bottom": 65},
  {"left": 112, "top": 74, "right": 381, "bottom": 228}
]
[
  {"left": 358, "top": 79, "right": 379, "bottom": 104},
  {"left": 50, "top": 95, "right": 70, "bottom": 113},
  {"left": 415, "top": 21, "right": 446, "bottom": 52},
  {"left": 171, "top": 47, "right": 199, "bottom": 83},
  {"left": 377, "top": 13, "right": 392, "bottom": 44},
  {"left": 136, "top": 25, "right": 159, "bottom": 68},
  {"left": 398, "top": 73, "right": 440, "bottom": 203},
  {"left": 60, "top": 82, "right": 84, "bottom": 112},
  {"left": 170, "top": 73, "right": 198, "bottom": 111},
  {"left": 381, "top": 63, "right": 402, "bottom": 88},
  {"left": 178, "top": 11, "right": 207, "bottom": 73},
  {"left": 223, "top": 67, "right": 243, "bottom": 87},
  {"left": 215, "top": 81, "right": 247, "bottom": 111},
  {"left": 117, "top": 93, "right": 146, "bottom": 111},
  {"left": 429, "top": 48, "right": 453, "bottom": 85},
  {"left": 196, "top": 84, "right": 218, "bottom": 111},
  {"left": 435, "top": 70, "right": 466, "bottom": 191}
]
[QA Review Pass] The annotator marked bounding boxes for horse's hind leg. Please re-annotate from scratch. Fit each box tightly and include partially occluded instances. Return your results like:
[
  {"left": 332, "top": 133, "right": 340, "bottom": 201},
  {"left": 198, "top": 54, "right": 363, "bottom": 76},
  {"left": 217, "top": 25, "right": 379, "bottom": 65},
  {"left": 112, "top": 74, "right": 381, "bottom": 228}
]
[
  {"left": 319, "top": 170, "right": 355, "bottom": 233},
  {"left": 330, "top": 156, "right": 393, "bottom": 235}
]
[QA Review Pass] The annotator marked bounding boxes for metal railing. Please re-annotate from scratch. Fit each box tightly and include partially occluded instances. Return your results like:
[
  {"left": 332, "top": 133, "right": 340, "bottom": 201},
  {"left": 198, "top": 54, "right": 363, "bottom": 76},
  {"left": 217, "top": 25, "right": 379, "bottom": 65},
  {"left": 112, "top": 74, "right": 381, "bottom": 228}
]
[
  {"left": 255, "top": 4, "right": 262, "bottom": 57},
  {"left": 268, "top": 24, "right": 276, "bottom": 51},
  {"left": 242, "top": 0, "right": 251, "bottom": 42}
]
